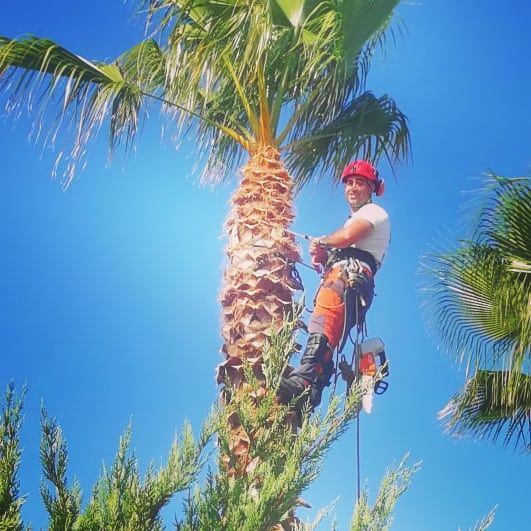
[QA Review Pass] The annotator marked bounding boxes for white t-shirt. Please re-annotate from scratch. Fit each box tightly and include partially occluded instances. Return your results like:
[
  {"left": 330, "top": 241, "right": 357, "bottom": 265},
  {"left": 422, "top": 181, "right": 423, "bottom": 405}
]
[{"left": 344, "top": 203, "right": 390, "bottom": 267}]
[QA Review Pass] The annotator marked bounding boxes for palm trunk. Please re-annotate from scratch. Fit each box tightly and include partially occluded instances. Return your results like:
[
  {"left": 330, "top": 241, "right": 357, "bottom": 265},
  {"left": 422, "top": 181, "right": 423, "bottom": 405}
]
[{"left": 217, "top": 146, "right": 301, "bottom": 475}]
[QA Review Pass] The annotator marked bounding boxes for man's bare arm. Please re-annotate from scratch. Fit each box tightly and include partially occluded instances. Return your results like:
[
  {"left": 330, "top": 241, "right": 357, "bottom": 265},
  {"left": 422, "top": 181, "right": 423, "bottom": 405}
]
[{"left": 317, "top": 219, "right": 373, "bottom": 249}]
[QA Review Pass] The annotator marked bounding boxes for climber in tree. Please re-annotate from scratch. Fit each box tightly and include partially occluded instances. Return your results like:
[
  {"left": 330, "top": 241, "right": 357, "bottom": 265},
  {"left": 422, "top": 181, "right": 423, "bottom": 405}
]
[{"left": 278, "top": 160, "right": 390, "bottom": 408}]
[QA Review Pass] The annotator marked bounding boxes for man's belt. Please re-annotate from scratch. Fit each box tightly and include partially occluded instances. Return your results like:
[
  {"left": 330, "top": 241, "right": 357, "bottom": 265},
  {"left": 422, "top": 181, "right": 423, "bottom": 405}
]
[{"left": 326, "top": 247, "right": 378, "bottom": 276}]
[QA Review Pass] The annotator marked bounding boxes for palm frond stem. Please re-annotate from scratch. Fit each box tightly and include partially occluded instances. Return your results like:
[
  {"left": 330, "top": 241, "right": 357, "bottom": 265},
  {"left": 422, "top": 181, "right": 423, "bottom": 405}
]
[
  {"left": 257, "top": 62, "right": 273, "bottom": 146},
  {"left": 221, "top": 54, "right": 260, "bottom": 139},
  {"left": 138, "top": 89, "right": 251, "bottom": 150}
]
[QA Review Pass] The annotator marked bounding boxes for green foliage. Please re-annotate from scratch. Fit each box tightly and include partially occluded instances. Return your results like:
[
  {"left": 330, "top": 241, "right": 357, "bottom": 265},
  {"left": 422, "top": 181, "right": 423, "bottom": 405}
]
[
  {"left": 350, "top": 455, "right": 419, "bottom": 531},
  {"left": 424, "top": 174, "right": 531, "bottom": 450},
  {"left": 0, "top": 0, "right": 409, "bottom": 186},
  {"left": 439, "top": 370, "right": 531, "bottom": 451},
  {"left": 1, "top": 311, "right": 420, "bottom": 529},
  {"left": 142, "top": 0, "right": 410, "bottom": 183},
  {"left": 463, "top": 506, "right": 496, "bottom": 531},
  {"left": 40, "top": 407, "right": 82, "bottom": 530},
  {"left": 286, "top": 92, "right": 408, "bottom": 189},
  {"left": 0, "top": 382, "right": 218, "bottom": 531},
  {"left": 72, "top": 415, "right": 217, "bottom": 530},
  {"left": 176, "top": 304, "right": 413, "bottom": 530},
  {"left": 0, "top": 35, "right": 162, "bottom": 186},
  {"left": 0, "top": 383, "right": 26, "bottom": 531}
]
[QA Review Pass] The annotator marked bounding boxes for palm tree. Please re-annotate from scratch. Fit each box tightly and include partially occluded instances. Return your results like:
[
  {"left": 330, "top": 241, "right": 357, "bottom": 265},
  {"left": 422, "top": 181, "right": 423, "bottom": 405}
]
[
  {"left": 1, "top": 0, "right": 409, "bottom": 473},
  {"left": 426, "top": 175, "right": 531, "bottom": 451}
]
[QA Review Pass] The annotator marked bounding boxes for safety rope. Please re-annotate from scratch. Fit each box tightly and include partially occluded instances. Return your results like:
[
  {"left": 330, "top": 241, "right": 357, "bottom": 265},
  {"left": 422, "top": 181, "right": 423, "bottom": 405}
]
[
  {"left": 356, "top": 412, "right": 361, "bottom": 503},
  {"left": 340, "top": 290, "right": 366, "bottom": 505},
  {"left": 337, "top": 327, "right": 363, "bottom": 504},
  {"left": 350, "top": 320, "right": 362, "bottom": 505},
  {"left": 238, "top": 240, "right": 317, "bottom": 273}
]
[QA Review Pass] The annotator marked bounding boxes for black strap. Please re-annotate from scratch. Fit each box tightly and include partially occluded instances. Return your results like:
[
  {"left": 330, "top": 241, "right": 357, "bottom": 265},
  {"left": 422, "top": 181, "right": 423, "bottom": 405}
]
[{"left": 327, "top": 247, "right": 378, "bottom": 276}]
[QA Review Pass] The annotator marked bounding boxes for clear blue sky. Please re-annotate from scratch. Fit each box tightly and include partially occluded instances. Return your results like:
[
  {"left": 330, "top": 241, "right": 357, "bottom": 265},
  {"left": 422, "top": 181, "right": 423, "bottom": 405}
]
[{"left": 2, "top": 1, "right": 530, "bottom": 529}]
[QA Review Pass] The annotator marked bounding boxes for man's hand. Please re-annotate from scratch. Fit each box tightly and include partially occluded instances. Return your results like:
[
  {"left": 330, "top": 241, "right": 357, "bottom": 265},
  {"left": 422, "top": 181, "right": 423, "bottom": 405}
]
[
  {"left": 310, "top": 238, "right": 328, "bottom": 272},
  {"left": 309, "top": 237, "right": 326, "bottom": 255}
]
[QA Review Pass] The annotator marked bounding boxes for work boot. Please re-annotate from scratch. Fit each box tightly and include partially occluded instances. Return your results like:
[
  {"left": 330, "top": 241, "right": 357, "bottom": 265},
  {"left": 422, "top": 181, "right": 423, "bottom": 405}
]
[{"left": 278, "top": 333, "right": 334, "bottom": 409}]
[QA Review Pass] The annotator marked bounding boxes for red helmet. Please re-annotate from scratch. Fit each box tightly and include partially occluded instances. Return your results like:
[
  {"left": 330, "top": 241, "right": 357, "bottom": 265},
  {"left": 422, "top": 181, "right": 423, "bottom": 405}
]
[{"left": 341, "top": 160, "right": 385, "bottom": 196}]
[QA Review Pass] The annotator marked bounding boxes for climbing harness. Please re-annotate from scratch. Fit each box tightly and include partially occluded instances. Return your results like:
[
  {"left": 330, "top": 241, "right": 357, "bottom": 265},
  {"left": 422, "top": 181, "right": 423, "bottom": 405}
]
[
  {"left": 326, "top": 246, "right": 378, "bottom": 277},
  {"left": 337, "top": 257, "right": 373, "bottom": 353}
]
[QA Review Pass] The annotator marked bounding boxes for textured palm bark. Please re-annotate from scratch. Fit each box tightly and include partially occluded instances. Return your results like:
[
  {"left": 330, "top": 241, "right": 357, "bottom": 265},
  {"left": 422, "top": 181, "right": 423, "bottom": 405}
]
[
  {"left": 217, "top": 146, "right": 301, "bottom": 477},
  {"left": 220, "top": 146, "right": 300, "bottom": 359}
]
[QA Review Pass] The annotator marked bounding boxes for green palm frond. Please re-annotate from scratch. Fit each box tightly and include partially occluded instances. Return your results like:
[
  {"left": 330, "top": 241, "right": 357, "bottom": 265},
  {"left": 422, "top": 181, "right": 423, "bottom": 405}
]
[
  {"left": 478, "top": 175, "right": 531, "bottom": 275},
  {"left": 273, "top": 0, "right": 403, "bottom": 142},
  {"left": 2, "top": 1, "right": 409, "bottom": 185},
  {"left": 0, "top": 34, "right": 248, "bottom": 184},
  {"left": 116, "top": 39, "right": 166, "bottom": 96},
  {"left": 429, "top": 244, "right": 529, "bottom": 365},
  {"left": 341, "top": 0, "right": 400, "bottom": 75},
  {"left": 137, "top": 0, "right": 270, "bottom": 177},
  {"left": 0, "top": 36, "right": 160, "bottom": 185},
  {"left": 145, "top": 0, "right": 268, "bottom": 118},
  {"left": 285, "top": 91, "right": 409, "bottom": 186},
  {"left": 439, "top": 370, "right": 531, "bottom": 451},
  {"left": 143, "top": 0, "right": 408, "bottom": 154},
  {"left": 426, "top": 176, "right": 531, "bottom": 365},
  {"left": 0, "top": 35, "right": 111, "bottom": 80},
  {"left": 424, "top": 174, "right": 531, "bottom": 450},
  {"left": 269, "top": 0, "right": 307, "bottom": 27}
]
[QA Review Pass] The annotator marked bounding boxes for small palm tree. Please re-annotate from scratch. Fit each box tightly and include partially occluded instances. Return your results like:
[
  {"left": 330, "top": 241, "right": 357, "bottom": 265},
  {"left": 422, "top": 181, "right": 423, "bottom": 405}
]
[
  {"left": 426, "top": 174, "right": 531, "bottom": 451},
  {"left": 1, "top": 0, "right": 410, "bottom": 472}
]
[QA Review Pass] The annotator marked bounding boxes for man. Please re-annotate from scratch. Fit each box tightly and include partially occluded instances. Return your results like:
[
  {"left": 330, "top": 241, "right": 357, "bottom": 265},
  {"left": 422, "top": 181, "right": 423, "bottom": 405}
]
[{"left": 278, "top": 160, "right": 390, "bottom": 408}]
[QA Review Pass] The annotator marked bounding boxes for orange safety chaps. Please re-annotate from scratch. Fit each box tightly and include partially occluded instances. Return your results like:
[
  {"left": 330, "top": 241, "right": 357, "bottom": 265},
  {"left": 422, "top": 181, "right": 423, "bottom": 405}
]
[{"left": 308, "top": 262, "right": 374, "bottom": 350}]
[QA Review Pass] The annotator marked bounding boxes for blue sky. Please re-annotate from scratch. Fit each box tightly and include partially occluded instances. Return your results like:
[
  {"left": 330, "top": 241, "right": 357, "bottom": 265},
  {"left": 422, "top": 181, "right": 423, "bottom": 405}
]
[{"left": 2, "top": 1, "right": 530, "bottom": 529}]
